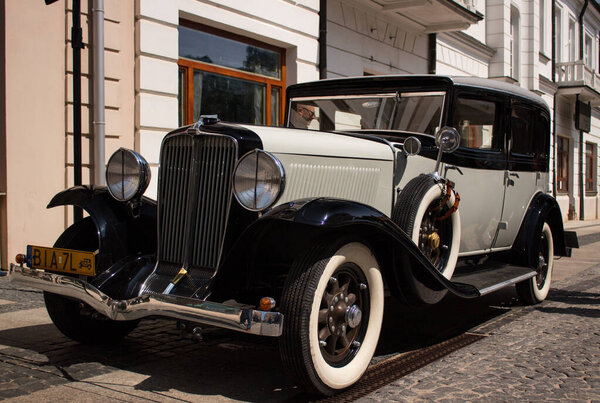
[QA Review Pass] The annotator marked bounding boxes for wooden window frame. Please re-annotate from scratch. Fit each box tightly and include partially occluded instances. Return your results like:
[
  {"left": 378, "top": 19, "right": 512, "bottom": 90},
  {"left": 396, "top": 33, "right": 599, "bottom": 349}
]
[
  {"left": 178, "top": 20, "right": 286, "bottom": 126},
  {"left": 557, "top": 136, "right": 570, "bottom": 193},
  {"left": 585, "top": 142, "right": 596, "bottom": 195}
]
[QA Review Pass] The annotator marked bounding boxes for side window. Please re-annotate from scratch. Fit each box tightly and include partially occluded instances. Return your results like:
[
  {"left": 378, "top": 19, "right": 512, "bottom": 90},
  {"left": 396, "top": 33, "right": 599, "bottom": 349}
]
[
  {"left": 510, "top": 104, "right": 535, "bottom": 156},
  {"left": 453, "top": 97, "right": 499, "bottom": 150},
  {"left": 510, "top": 102, "right": 550, "bottom": 171}
]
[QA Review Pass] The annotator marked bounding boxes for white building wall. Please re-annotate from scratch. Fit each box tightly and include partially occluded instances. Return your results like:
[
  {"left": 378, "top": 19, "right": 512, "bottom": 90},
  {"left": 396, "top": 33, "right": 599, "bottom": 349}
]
[
  {"left": 435, "top": 37, "right": 490, "bottom": 77},
  {"left": 486, "top": 0, "right": 511, "bottom": 79},
  {"left": 326, "top": 0, "right": 428, "bottom": 77},
  {"left": 135, "top": 0, "right": 320, "bottom": 198}
]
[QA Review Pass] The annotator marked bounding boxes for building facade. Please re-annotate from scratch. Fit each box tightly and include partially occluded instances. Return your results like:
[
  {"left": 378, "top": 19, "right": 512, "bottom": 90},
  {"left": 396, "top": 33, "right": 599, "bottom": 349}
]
[{"left": 1, "top": 0, "right": 599, "bottom": 268}]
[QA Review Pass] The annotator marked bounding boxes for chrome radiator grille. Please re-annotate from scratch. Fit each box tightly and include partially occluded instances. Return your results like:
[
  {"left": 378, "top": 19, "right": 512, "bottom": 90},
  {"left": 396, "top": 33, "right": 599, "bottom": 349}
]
[{"left": 158, "top": 133, "right": 237, "bottom": 269}]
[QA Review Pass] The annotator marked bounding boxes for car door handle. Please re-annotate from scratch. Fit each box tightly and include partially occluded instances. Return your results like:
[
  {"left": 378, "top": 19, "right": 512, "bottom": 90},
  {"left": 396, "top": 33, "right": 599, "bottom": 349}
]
[{"left": 509, "top": 172, "right": 520, "bottom": 178}]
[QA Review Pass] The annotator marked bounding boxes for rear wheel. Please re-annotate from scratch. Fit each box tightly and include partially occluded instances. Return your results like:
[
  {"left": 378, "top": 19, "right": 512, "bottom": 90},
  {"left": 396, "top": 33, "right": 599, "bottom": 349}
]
[
  {"left": 279, "top": 242, "right": 384, "bottom": 395},
  {"left": 516, "top": 222, "right": 553, "bottom": 304},
  {"left": 44, "top": 217, "right": 138, "bottom": 344}
]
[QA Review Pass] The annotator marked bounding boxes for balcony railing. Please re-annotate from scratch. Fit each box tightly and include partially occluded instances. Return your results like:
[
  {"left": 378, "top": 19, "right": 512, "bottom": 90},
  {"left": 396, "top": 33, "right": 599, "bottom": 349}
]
[{"left": 555, "top": 60, "right": 600, "bottom": 93}]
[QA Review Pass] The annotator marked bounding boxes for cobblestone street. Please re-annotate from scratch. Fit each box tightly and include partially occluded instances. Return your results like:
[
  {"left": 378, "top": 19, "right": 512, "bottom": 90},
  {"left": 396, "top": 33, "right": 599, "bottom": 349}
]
[
  {"left": 0, "top": 223, "right": 598, "bottom": 402},
  {"left": 360, "top": 264, "right": 600, "bottom": 402}
]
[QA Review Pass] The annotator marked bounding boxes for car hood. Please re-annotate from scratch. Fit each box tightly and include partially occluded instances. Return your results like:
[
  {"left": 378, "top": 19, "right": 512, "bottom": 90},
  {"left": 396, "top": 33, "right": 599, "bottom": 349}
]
[{"left": 238, "top": 125, "right": 394, "bottom": 161}]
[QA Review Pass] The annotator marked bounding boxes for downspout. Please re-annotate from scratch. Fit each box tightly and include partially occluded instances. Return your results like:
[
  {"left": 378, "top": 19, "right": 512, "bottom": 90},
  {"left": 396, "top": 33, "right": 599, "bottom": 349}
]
[
  {"left": 552, "top": 0, "right": 557, "bottom": 198},
  {"left": 72, "top": 0, "right": 84, "bottom": 221},
  {"left": 428, "top": 33, "right": 437, "bottom": 74},
  {"left": 319, "top": 0, "right": 327, "bottom": 79},
  {"left": 578, "top": 0, "right": 588, "bottom": 220},
  {"left": 92, "top": 0, "right": 105, "bottom": 186}
]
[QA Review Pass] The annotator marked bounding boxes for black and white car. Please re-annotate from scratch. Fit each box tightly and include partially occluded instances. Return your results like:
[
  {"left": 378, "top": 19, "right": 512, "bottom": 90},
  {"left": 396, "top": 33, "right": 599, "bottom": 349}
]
[{"left": 9, "top": 75, "right": 578, "bottom": 395}]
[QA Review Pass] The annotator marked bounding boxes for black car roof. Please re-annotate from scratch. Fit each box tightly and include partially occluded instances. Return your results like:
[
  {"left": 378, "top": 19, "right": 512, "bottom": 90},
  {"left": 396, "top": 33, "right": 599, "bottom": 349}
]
[{"left": 287, "top": 75, "right": 549, "bottom": 113}]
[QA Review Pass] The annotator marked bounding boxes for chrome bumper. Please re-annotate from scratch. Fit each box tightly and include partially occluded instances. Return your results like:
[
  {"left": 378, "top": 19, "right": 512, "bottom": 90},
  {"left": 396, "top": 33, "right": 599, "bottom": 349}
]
[{"left": 8, "top": 264, "right": 283, "bottom": 337}]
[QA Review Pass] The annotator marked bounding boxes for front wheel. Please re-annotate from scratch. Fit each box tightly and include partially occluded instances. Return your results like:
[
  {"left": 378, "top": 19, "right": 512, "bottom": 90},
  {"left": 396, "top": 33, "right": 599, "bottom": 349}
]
[
  {"left": 279, "top": 242, "right": 384, "bottom": 396},
  {"left": 44, "top": 217, "right": 138, "bottom": 344},
  {"left": 516, "top": 222, "right": 554, "bottom": 304}
]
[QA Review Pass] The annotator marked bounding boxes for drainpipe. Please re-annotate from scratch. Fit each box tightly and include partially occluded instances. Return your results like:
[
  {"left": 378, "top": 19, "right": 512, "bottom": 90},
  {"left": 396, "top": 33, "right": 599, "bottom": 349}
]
[
  {"left": 72, "top": 0, "right": 84, "bottom": 221},
  {"left": 578, "top": 0, "right": 588, "bottom": 220},
  {"left": 428, "top": 33, "right": 437, "bottom": 74},
  {"left": 92, "top": 0, "right": 105, "bottom": 186},
  {"left": 552, "top": 0, "right": 557, "bottom": 198},
  {"left": 319, "top": 0, "right": 327, "bottom": 79}
]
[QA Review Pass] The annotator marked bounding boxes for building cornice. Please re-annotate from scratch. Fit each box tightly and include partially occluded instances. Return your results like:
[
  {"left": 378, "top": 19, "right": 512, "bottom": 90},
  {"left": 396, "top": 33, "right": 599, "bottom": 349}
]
[{"left": 438, "top": 31, "right": 496, "bottom": 61}]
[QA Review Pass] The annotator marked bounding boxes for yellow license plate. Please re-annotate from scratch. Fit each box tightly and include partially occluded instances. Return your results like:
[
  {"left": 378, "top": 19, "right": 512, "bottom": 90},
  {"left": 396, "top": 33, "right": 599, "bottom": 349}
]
[{"left": 27, "top": 245, "right": 96, "bottom": 276}]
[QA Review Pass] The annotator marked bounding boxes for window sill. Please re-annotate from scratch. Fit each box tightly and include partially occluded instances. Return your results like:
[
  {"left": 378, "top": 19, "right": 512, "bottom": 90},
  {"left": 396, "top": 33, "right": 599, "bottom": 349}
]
[
  {"left": 585, "top": 192, "right": 598, "bottom": 197},
  {"left": 539, "top": 52, "right": 551, "bottom": 63}
]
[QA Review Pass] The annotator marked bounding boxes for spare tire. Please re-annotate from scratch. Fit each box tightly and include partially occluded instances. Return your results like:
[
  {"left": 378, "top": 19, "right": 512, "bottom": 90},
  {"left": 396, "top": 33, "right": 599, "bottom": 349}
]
[{"left": 393, "top": 174, "right": 461, "bottom": 280}]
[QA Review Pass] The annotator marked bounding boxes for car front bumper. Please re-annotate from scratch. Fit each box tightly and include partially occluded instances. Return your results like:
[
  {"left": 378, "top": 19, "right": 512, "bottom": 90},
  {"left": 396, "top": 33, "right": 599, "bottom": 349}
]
[{"left": 8, "top": 264, "right": 283, "bottom": 337}]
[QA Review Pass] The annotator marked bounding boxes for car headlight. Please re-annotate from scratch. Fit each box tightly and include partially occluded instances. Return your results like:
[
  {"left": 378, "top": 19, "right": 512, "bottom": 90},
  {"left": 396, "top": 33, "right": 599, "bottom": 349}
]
[
  {"left": 106, "top": 148, "right": 151, "bottom": 202},
  {"left": 233, "top": 150, "right": 285, "bottom": 211}
]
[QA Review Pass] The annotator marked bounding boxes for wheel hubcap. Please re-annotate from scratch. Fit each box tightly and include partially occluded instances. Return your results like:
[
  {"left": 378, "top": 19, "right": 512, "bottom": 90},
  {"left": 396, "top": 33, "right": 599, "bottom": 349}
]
[
  {"left": 418, "top": 207, "right": 452, "bottom": 271},
  {"left": 536, "top": 233, "right": 549, "bottom": 289},
  {"left": 318, "top": 264, "right": 368, "bottom": 365}
]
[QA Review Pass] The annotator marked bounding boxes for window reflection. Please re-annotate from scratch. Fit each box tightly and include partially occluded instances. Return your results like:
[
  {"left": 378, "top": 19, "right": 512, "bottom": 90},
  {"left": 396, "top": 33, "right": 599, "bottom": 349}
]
[
  {"left": 193, "top": 70, "right": 266, "bottom": 125},
  {"left": 179, "top": 26, "right": 281, "bottom": 79}
]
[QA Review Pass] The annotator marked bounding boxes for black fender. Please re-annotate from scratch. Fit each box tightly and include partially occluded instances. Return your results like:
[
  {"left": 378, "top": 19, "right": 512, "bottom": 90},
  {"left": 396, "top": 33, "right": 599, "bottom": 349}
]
[
  {"left": 211, "top": 198, "right": 479, "bottom": 306},
  {"left": 47, "top": 186, "right": 157, "bottom": 289},
  {"left": 512, "top": 192, "right": 574, "bottom": 268}
]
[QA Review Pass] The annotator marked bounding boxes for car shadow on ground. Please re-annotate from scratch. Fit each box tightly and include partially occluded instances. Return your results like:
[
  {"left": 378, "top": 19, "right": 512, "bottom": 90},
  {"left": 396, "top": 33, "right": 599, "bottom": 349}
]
[{"left": 0, "top": 289, "right": 520, "bottom": 402}]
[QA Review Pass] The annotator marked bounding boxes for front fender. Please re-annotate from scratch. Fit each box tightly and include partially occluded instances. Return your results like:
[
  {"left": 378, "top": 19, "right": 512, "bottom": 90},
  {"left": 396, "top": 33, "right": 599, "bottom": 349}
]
[
  {"left": 47, "top": 186, "right": 157, "bottom": 271},
  {"left": 212, "top": 198, "right": 478, "bottom": 305}
]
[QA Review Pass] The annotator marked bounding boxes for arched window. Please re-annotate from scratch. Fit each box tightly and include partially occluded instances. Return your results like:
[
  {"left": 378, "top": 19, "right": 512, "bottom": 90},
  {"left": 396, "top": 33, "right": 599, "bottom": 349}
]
[{"left": 510, "top": 6, "right": 520, "bottom": 80}]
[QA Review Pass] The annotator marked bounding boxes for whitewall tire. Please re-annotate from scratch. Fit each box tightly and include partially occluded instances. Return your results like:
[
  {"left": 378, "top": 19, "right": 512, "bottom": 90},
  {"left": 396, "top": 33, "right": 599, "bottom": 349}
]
[
  {"left": 516, "top": 222, "right": 554, "bottom": 304},
  {"left": 279, "top": 242, "right": 384, "bottom": 395},
  {"left": 393, "top": 175, "right": 461, "bottom": 279}
]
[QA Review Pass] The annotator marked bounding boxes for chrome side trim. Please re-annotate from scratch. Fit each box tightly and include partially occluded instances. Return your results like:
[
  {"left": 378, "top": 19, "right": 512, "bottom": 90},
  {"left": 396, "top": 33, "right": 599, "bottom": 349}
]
[
  {"left": 478, "top": 271, "right": 537, "bottom": 296},
  {"left": 8, "top": 265, "right": 282, "bottom": 337}
]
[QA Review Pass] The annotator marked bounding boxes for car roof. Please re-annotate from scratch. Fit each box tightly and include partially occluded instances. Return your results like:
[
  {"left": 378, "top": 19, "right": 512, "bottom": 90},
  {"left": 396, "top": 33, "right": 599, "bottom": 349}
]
[{"left": 288, "top": 75, "right": 549, "bottom": 112}]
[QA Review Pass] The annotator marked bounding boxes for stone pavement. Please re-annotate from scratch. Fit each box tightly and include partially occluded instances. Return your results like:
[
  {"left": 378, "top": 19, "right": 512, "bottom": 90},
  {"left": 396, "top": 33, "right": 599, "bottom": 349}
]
[
  {"left": 360, "top": 221, "right": 600, "bottom": 402},
  {"left": 0, "top": 220, "right": 598, "bottom": 402}
]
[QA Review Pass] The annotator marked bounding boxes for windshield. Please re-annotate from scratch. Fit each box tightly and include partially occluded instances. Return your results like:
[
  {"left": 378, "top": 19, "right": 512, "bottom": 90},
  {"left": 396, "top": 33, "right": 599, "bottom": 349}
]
[{"left": 288, "top": 92, "right": 445, "bottom": 135}]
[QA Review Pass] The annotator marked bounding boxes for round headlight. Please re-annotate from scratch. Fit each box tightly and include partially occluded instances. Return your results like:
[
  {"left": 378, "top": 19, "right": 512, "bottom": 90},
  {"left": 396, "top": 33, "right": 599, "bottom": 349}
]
[
  {"left": 233, "top": 150, "right": 285, "bottom": 211},
  {"left": 106, "top": 148, "right": 151, "bottom": 202}
]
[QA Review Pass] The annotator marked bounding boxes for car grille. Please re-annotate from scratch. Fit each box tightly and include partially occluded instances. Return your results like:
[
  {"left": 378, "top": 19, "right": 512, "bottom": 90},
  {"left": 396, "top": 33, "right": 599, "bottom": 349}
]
[{"left": 158, "top": 133, "right": 237, "bottom": 270}]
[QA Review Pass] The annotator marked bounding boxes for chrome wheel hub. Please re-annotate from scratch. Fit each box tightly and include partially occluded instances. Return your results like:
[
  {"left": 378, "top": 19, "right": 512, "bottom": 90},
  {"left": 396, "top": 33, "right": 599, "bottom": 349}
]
[{"left": 317, "top": 265, "right": 369, "bottom": 365}]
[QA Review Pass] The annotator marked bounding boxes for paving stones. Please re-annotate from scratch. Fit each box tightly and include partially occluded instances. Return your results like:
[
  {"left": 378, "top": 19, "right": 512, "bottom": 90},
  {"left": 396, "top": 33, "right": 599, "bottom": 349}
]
[
  {"left": 0, "top": 240, "right": 599, "bottom": 401},
  {"left": 359, "top": 263, "right": 600, "bottom": 403}
]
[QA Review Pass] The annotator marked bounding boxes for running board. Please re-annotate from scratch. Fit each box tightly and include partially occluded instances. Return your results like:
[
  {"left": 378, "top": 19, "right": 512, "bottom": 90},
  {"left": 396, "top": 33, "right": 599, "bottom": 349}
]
[{"left": 451, "top": 264, "right": 536, "bottom": 296}]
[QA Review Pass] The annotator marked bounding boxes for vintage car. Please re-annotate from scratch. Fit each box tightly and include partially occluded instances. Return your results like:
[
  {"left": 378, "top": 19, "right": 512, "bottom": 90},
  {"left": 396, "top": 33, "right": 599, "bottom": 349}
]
[{"left": 9, "top": 75, "right": 578, "bottom": 395}]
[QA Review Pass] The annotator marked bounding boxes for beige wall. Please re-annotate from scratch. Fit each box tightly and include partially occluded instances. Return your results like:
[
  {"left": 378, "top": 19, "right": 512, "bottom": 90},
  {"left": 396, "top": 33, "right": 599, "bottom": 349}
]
[
  {"left": 2, "top": 0, "right": 134, "bottom": 269},
  {"left": 1, "top": 1, "right": 6, "bottom": 268}
]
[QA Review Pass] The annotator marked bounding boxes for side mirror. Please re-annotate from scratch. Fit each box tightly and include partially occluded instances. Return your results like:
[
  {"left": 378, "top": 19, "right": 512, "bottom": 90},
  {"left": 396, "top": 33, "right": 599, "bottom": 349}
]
[
  {"left": 433, "top": 127, "right": 461, "bottom": 177},
  {"left": 435, "top": 126, "right": 461, "bottom": 154}
]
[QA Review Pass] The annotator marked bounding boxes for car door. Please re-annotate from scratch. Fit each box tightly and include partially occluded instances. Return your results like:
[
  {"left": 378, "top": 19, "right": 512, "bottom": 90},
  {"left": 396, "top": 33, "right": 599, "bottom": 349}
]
[
  {"left": 444, "top": 94, "right": 507, "bottom": 254},
  {"left": 493, "top": 101, "right": 549, "bottom": 249}
]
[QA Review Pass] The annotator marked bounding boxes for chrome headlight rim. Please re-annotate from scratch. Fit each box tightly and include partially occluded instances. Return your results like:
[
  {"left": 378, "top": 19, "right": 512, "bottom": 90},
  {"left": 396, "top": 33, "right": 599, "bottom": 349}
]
[
  {"left": 233, "top": 149, "right": 285, "bottom": 212},
  {"left": 106, "top": 148, "right": 151, "bottom": 202}
]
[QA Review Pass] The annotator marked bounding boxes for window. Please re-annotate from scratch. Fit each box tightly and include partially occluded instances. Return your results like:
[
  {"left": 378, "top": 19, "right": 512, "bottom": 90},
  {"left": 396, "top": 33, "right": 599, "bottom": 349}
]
[
  {"left": 569, "top": 19, "right": 576, "bottom": 62},
  {"left": 453, "top": 97, "right": 499, "bottom": 150},
  {"left": 586, "top": 143, "right": 596, "bottom": 194},
  {"left": 510, "top": 6, "right": 520, "bottom": 80},
  {"left": 288, "top": 92, "right": 445, "bottom": 135},
  {"left": 555, "top": 7, "right": 562, "bottom": 62},
  {"left": 585, "top": 33, "right": 593, "bottom": 68},
  {"left": 557, "top": 137, "right": 570, "bottom": 193},
  {"left": 510, "top": 103, "right": 550, "bottom": 171},
  {"left": 539, "top": 0, "right": 545, "bottom": 54},
  {"left": 177, "top": 21, "right": 285, "bottom": 127}
]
